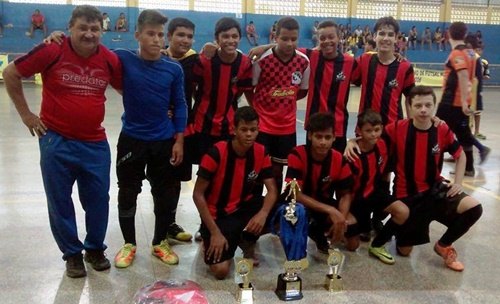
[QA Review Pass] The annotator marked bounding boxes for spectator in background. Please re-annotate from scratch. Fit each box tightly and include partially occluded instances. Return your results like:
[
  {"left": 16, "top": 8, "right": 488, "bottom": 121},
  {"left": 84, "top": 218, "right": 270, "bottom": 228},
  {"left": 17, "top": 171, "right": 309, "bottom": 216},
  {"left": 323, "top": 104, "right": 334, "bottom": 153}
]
[
  {"left": 475, "top": 30, "right": 482, "bottom": 43},
  {"left": 102, "top": 12, "right": 111, "bottom": 31},
  {"left": 362, "top": 25, "right": 371, "bottom": 38},
  {"left": 246, "top": 21, "right": 259, "bottom": 46},
  {"left": 408, "top": 26, "right": 418, "bottom": 50},
  {"left": 269, "top": 21, "right": 277, "bottom": 43},
  {"left": 115, "top": 12, "right": 128, "bottom": 32},
  {"left": 444, "top": 27, "right": 450, "bottom": 50},
  {"left": 397, "top": 34, "right": 407, "bottom": 57},
  {"left": 354, "top": 25, "right": 362, "bottom": 37},
  {"left": 311, "top": 20, "right": 319, "bottom": 47},
  {"left": 27, "top": 9, "right": 47, "bottom": 38},
  {"left": 421, "top": 27, "right": 432, "bottom": 50},
  {"left": 364, "top": 39, "right": 376, "bottom": 52},
  {"left": 434, "top": 26, "right": 444, "bottom": 51}
]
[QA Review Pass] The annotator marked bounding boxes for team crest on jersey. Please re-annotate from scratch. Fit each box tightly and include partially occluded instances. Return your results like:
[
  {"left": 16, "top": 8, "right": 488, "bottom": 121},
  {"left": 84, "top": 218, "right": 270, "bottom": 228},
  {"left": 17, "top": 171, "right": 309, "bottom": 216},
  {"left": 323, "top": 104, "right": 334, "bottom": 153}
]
[
  {"left": 378, "top": 156, "right": 384, "bottom": 165},
  {"left": 291, "top": 71, "right": 303, "bottom": 85},
  {"left": 247, "top": 170, "right": 259, "bottom": 181},
  {"left": 231, "top": 76, "right": 239, "bottom": 84},
  {"left": 322, "top": 176, "right": 331, "bottom": 183},
  {"left": 454, "top": 56, "right": 465, "bottom": 65},
  {"left": 431, "top": 144, "right": 440, "bottom": 154},
  {"left": 388, "top": 79, "right": 399, "bottom": 88},
  {"left": 336, "top": 71, "right": 346, "bottom": 82}
]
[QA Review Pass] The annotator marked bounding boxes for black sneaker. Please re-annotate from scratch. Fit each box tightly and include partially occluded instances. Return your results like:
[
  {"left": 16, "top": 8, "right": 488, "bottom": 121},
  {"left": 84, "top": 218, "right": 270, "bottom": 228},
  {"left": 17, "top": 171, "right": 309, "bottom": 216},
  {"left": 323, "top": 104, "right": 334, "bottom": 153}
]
[
  {"left": 66, "top": 253, "right": 87, "bottom": 278},
  {"left": 84, "top": 250, "right": 111, "bottom": 271},
  {"left": 480, "top": 146, "right": 491, "bottom": 165},
  {"left": 167, "top": 223, "right": 193, "bottom": 242}
]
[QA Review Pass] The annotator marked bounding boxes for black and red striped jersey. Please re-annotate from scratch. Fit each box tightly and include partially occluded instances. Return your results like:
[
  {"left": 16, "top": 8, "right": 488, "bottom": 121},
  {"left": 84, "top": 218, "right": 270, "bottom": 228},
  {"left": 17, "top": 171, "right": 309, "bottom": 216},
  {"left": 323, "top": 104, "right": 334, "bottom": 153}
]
[
  {"left": 197, "top": 140, "right": 272, "bottom": 219},
  {"left": 192, "top": 52, "right": 253, "bottom": 137},
  {"left": 385, "top": 119, "right": 462, "bottom": 199},
  {"left": 348, "top": 139, "right": 389, "bottom": 201},
  {"left": 285, "top": 145, "right": 353, "bottom": 203},
  {"left": 352, "top": 53, "right": 415, "bottom": 125},
  {"left": 301, "top": 48, "right": 355, "bottom": 138}
]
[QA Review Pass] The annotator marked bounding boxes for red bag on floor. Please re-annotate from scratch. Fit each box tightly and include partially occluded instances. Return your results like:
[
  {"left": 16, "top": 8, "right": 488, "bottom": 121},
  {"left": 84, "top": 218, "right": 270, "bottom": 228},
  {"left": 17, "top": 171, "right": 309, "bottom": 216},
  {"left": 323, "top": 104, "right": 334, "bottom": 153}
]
[{"left": 134, "top": 279, "right": 209, "bottom": 304}]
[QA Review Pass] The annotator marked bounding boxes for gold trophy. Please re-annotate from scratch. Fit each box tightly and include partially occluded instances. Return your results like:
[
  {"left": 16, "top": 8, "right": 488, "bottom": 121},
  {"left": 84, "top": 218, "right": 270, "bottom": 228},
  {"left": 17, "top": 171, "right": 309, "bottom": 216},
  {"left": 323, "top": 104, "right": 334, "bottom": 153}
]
[
  {"left": 275, "top": 179, "right": 309, "bottom": 301},
  {"left": 236, "top": 258, "right": 254, "bottom": 304},
  {"left": 324, "top": 248, "right": 345, "bottom": 292}
]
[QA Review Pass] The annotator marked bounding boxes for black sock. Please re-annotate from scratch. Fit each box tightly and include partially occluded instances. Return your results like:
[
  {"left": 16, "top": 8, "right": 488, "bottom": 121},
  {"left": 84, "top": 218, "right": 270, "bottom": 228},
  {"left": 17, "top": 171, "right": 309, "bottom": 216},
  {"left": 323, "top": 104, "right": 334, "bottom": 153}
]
[
  {"left": 439, "top": 204, "right": 482, "bottom": 246},
  {"left": 119, "top": 216, "right": 136, "bottom": 245},
  {"left": 464, "top": 149, "right": 474, "bottom": 172},
  {"left": 371, "top": 219, "right": 399, "bottom": 247}
]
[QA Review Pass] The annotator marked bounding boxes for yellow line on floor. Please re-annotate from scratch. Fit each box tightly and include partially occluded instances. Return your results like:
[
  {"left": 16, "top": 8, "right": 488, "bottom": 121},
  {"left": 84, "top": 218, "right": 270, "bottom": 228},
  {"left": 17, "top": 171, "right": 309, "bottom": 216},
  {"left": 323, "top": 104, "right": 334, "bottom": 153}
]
[{"left": 462, "top": 182, "right": 500, "bottom": 201}]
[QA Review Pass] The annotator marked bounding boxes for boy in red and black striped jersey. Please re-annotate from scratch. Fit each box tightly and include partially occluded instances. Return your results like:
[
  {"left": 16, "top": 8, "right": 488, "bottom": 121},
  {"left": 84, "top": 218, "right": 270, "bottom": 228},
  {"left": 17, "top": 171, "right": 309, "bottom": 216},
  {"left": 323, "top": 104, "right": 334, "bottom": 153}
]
[
  {"left": 348, "top": 86, "right": 482, "bottom": 271},
  {"left": 348, "top": 110, "right": 409, "bottom": 265},
  {"left": 247, "top": 16, "right": 310, "bottom": 192},
  {"left": 285, "top": 113, "right": 356, "bottom": 253},
  {"left": 352, "top": 16, "right": 415, "bottom": 126},
  {"left": 191, "top": 17, "right": 253, "bottom": 164},
  {"left": 192, "top": 107, "right": 278, "bottom": 279}
]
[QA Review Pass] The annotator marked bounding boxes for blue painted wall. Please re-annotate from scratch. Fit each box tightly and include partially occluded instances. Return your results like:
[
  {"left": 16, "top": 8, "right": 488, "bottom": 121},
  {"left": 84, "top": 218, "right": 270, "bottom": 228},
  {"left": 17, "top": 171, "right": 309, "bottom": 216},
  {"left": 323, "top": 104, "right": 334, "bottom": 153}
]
[{"left": 1, "top": 2, "right": 498, "bottom": 84}]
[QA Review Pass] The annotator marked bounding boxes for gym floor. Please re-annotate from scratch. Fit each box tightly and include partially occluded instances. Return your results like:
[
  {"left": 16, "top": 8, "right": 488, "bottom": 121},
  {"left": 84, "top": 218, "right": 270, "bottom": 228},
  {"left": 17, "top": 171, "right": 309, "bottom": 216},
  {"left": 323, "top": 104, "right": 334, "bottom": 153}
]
[{"left": 1, "top": 84, "right": 499, "bottom": 303}]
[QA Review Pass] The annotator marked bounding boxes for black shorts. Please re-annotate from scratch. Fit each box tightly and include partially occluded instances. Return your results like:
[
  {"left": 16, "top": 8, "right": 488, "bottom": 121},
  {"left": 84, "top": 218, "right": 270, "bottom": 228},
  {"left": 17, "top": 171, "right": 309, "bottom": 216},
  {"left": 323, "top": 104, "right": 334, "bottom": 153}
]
[
  {"left": 350, "top": 190, "right": 394, "bottom": 234},
  {"left": 396, "top": 183, "right": 468, "bottom": 247},
  {"left": 116, "top": 132, "right": 176, "bottom": 194},
  {"left": 190, "top": 132, "right": 231, "bottom": 165},
  {"left": 256, "top": 132, "right": 296, "bottom": 164},
  {"left": 307, "top": 199, "right": 359, "bottom": 240},
  {"left": 200, "top": 196, "right": 264, "bottom": 265},
  {"left": 436, "top": 104, "right": 474, "bottom": 147}
]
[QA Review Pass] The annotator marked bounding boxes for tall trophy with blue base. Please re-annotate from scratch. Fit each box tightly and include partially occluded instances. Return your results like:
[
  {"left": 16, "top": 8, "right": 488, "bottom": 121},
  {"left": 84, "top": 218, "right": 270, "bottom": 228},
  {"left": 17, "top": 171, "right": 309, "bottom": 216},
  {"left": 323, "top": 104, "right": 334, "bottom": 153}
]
[{"left": 273, "top": 179, "right": 309, "bottom": 301}]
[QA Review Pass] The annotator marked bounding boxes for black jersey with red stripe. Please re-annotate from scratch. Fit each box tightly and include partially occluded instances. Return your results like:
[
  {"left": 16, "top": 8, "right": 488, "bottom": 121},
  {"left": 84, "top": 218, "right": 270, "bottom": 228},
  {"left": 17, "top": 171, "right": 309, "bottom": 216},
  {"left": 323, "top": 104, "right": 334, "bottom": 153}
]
[
  {"left": 197, "top": 141, "right": 272, "bottom": 219},
  {"left": 385, "top": 119, "right": 463, "bottom": 199},
  {"left": 301, "top": 48, "right": 355, "bottom": 137},
  {"left": 352, "top": 53, "right": 415, "bottom": 125},
  {"left": 348, "top": 139, "right": 389, "bottom": 201},
  {"left": 192, "top": 52, "right": 253, "bottom": 137},
  {"left": 285, "top": 145, "right": 353, "bottom": 203}
]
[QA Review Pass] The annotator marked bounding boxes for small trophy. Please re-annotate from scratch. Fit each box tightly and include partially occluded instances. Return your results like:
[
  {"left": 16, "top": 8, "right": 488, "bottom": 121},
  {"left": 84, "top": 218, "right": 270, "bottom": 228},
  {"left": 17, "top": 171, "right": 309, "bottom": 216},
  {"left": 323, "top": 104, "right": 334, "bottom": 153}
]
[
  {"left": 324, "top": 248, "right": 345, "bottom": 292},
  {"left": 274, "top": 179, "right": 309, "bottom": 301},
  {"left": 236, "top": 258, "right": 254, "bottom": 304}
]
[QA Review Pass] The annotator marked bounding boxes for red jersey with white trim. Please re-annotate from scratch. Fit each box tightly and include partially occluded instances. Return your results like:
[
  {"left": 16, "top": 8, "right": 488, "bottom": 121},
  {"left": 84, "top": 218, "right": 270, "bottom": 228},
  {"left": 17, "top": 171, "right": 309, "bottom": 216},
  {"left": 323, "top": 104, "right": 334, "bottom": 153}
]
[
  {"left": 14, "top": 37, "right": 122, "bottom": 141},
  {"left": 352, "top": 52, "right": 415, "bottom": 125},
  {"left": 252, "top": 48, "right": 310, "bottom": 135},
  {"left": 197, "top": 141, "right": 273, "bottom": 220},
  {"left": 385, "top": 119, "right": 462, "bottom": 199},
  {"left": 285, "top": 145, "right": 353, "bottom": 203}
]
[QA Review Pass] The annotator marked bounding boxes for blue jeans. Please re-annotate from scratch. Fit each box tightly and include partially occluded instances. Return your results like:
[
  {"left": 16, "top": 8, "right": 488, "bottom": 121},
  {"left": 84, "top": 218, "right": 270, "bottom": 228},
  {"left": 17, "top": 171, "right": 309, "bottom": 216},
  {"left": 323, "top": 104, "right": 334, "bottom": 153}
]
[{"left": 39, "top": 130, "right": 110, "bottom": 260}]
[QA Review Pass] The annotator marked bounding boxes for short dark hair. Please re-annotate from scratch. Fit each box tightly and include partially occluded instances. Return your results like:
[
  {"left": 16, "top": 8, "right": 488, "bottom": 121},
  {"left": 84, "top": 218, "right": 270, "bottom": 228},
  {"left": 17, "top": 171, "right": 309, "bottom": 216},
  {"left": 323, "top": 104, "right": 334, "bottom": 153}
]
[
  {"left": 449, "top": 22, "right": 467, "bottom": 40},
  {"left": 276, "top": 17, "right": 299, "bottom": 36},
  {"left": 408, "top": 85, "right": 437, "bottom": 105},
  {"left": 167, "top": 17, "right": 195, "bottom": 35},
  {"left": 366, "top": 39, "right": 376, "bottom": 49},
  {"left": 69, "top": 5, "right": 103, "bottom": 28},
  {"left": 464, "top": 32, "right": 479, "bottom": 49},
  {"left": 373, "top": 16, "right": 399, "bottom": 34},
  {"left": 357, "top": 109, "right": 382, "bottom": 129},
  {"left": 137, "top": 9, "right": 168, "bottom": 32},
  {"left": 317, "top": 20, "right": 340, "bottom": 36},
  {"left": 307, "top": 112, "right": 334, "bottom": 134},
  {"left": 234, "top": 106, "right": 259, "bottom": 127},
  {"left": 214, "top": 17, "right": 241, "bottom": 38}
]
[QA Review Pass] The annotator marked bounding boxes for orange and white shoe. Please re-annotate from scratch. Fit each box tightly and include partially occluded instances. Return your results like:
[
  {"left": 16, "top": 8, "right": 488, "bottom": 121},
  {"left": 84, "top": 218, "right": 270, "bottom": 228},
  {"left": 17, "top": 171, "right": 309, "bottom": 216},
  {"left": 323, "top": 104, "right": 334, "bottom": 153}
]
[
  {"left": 152, "top": 239, "right": 179, "bottom": 265},
  {"left": 114, "top": 243, "right": 137, "bottom": 268},
  {"left": 434, "top": 242, "right": 464, "bottom": 272}
]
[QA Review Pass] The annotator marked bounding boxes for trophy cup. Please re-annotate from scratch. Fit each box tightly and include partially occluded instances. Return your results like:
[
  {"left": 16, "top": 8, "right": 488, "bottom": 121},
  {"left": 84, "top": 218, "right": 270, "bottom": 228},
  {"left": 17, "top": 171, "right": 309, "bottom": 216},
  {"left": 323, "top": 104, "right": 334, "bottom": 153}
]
[
  {"left": 324, "top": 248, "right": 345, "bottom": 292},
  {"left": 273, "top": 179, "right": 309, "bottom": 301},
  {"left": 236, "top": 258, "right": 254, "bottom": 304}
]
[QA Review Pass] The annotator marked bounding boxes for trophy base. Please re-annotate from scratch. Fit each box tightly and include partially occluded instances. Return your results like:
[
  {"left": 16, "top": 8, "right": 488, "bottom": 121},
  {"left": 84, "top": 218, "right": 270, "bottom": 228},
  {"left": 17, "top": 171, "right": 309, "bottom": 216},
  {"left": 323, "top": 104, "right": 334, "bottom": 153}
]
[
  {"left": 324, "top": 274, "right": 343, "bottom": 292},
  {"left": 275, "top": 273, "right": 303, "bottom": 301},
  {"left": 237, "top": 283, "right": 254, "bottom": 304}
]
